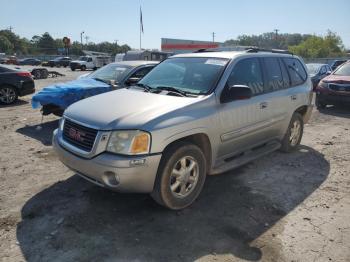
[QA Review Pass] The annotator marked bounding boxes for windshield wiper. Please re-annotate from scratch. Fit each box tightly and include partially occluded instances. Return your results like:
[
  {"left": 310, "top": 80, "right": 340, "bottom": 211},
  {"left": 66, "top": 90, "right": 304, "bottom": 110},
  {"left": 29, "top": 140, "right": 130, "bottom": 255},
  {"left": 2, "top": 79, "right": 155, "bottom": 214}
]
[
  {"left": 92, "top": 77, "right": 109, "bottom": 84},
  {"left": 133, "top": 83, "right": 153, "bottom": 92},
  {"left": 155, "top": 86, "right": 188, "bottom": 97}
]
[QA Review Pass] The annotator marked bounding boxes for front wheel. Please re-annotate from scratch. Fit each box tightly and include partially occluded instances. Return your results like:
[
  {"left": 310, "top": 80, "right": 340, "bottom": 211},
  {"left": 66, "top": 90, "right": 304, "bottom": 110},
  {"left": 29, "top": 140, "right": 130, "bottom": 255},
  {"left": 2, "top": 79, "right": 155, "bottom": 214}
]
[
  {"left": 151, "top": 142, "right": 207, "bottom": 210},
  {"left": 315, "top": 95, "right": 326, "bottom": 110},
  {"left": 280, "top": 113, "right": 304, "bottom": 153},
  {"left": 80, "top": 65, "right": 86, "bottom": 71}
]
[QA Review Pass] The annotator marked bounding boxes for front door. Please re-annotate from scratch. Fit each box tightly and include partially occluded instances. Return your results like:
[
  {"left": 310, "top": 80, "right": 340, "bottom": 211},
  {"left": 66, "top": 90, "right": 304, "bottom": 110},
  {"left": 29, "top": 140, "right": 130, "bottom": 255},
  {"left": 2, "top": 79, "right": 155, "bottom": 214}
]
[{"left": 217, "top": 57, "right": 274, "bottom": 160}]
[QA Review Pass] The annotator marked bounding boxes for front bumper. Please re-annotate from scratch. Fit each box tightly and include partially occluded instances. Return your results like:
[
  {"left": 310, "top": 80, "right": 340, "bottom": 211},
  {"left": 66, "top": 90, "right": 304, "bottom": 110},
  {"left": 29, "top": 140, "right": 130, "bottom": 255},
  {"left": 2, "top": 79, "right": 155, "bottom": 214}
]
[
  {"left": 316, "top": 92, "right": 350, "bottom": 105},
  {"left": 53, "top": 129, "right": 162, "bottom": 193}
]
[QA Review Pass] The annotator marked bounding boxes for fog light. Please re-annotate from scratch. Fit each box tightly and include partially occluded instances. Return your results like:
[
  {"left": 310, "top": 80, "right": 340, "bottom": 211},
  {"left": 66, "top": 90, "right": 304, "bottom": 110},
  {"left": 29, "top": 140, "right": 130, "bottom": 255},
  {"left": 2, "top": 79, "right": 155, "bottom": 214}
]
[{"left": 102, "top": 171, "right": 119, "bottom": 187}]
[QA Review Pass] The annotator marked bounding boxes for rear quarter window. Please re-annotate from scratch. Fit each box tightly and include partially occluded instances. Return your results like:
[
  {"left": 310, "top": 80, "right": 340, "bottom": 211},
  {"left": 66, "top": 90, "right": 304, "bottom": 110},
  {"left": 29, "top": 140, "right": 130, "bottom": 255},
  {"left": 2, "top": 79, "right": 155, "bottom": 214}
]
[{"left": 283, "top": 58, "right": 307, "bottom": 87}]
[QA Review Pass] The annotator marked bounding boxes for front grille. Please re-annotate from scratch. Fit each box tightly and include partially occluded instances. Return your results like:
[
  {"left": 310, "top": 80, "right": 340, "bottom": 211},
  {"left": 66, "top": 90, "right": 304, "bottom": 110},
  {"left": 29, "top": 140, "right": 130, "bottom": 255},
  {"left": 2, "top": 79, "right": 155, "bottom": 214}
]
[
  {"left": 329, "top": 84, "right": 350, "bottom": 92},
  {"left": 62, "top": 119, "right": 98, "bottom": 152}
]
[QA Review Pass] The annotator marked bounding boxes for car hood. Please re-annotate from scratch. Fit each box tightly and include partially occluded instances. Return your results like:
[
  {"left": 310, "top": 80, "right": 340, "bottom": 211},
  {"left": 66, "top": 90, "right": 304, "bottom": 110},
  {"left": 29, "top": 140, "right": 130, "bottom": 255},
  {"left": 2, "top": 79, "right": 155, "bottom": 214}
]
[
  {"left": 64, "top": 88, "right": 206, "bottom": 130},
  {"left": 323, "top": 74, "right": 350, "bottom": 84}
]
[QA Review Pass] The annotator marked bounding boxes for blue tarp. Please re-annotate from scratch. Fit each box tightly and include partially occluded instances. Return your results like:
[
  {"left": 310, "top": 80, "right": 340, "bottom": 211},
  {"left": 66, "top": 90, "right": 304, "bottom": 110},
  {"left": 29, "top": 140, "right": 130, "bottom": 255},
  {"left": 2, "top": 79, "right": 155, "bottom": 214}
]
[{"left": 31, "top": 78, "right": 111, "bottom": 109}]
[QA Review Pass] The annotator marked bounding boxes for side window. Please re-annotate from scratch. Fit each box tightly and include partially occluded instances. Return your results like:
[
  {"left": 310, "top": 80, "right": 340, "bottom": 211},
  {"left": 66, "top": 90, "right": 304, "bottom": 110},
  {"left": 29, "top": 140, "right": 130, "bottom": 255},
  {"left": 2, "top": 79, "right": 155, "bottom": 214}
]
[
  {"left": 130, "top": 66, "right": 153, "bottom": 79},
  {"left": 263, "top": 57, "right": 286, "bottom": 92},
  {"left": 227, "top": 58, "right": 264, "bottom": 96},
  {"left": 320, "top": 66, "right": 326, "bottom": 74},
  {"left": 283, "top": 58, "right": 307, "bottom": 86},
  {"left": 87, "top": 58, "right": 92, "bottom": 62}
]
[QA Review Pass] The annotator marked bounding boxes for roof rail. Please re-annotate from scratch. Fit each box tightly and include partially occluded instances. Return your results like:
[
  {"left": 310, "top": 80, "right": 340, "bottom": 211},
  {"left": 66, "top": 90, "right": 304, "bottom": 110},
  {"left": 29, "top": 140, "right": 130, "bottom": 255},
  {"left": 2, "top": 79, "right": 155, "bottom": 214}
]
[
  {"left": 245, "top": 47, "right": 293, "bottom": 55},
  {"left": 193, "top": 48, "right": 217, "bottom": 53}
]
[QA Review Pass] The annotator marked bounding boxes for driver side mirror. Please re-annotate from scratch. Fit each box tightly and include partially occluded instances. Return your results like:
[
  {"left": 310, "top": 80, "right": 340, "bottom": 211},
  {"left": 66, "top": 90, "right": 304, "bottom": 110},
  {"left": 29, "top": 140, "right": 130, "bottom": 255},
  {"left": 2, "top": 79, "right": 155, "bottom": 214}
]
[
  {"left": 125, "top": 77, "right": 141, "bottom": 86},
  {"left": 220, "top": 85, "right": 253, "bottom": 103},
  {"left": 326, "top": 71, "right": 332, "bottom": 75}
]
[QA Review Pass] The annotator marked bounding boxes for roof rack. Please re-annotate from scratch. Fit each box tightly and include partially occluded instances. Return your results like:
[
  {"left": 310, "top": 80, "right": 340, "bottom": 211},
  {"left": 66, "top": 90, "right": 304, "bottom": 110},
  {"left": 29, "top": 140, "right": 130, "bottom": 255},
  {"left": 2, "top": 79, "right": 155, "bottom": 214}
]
[
  {"left": 193, "top": 48, "right": 218, "bottom": 53},
  {"left": 245, "top": 47, "right": 293, "bottom": 55}
]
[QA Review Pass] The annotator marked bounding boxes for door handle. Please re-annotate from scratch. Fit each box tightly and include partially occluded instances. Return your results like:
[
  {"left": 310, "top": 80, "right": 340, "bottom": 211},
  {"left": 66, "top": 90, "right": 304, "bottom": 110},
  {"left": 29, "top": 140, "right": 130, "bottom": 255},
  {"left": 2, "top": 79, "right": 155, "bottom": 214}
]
[
  {"left": 260, "top": 102, "right": 268, "bottom": 109},
  {"left": 291, "top": 94, "right": 297, "bottom": 100}
]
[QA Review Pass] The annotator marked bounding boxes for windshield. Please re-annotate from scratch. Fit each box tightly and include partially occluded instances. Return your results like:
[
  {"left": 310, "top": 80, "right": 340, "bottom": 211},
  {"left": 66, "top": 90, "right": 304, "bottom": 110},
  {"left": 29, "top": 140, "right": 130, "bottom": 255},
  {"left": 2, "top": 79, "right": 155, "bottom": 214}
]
[
  {"left": 88, "top": 63, "right": 132, "bottom": 82},
  {"left": 306, "top": 64, "right": 321, "bottom": 75},
  {"left": 78, "top": 56, "right": 88, "bottom": 61},
  {"left": 138, "top": 57, "right": 229, "bottom": 94},
  {"left": 333, "top": 62, "right": 350, "bottom": 76}
]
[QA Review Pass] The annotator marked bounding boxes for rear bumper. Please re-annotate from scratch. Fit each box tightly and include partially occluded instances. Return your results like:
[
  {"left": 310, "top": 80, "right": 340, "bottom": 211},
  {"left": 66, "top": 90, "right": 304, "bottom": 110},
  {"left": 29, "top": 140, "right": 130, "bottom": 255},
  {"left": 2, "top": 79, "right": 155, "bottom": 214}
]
[
  {"left": 18, "top": 80, "right": 35, "bottom": 96},
  {"left": 53, "top": 129, "right": 162, "bottom": 193}
]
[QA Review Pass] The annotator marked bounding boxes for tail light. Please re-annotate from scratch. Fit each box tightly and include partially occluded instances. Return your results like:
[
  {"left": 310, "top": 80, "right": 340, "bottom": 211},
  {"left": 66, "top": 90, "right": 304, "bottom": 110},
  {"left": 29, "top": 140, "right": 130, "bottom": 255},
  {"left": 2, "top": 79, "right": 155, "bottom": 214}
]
[{"left": 16, "top": 72, "right": 32, "bottom": 78}]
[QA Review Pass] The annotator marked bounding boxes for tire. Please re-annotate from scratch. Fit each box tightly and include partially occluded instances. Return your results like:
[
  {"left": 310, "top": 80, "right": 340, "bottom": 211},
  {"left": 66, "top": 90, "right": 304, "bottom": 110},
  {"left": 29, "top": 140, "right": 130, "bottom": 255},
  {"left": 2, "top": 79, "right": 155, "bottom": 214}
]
[
  {"left": 71, "top": 68, "right": 76, "bottom": 71},
  {"left": 151, "top": 142, "right": 207, "bottom": 210},
  {"left": 32, "top": 69, "right": 41, "bottom": 79},
  {"left": 315, "top": 95, "right": 326, "bottom": 110},
  {"left": 0, "top": 86, "right": 18, "bottom": 105},
  {"left": 280, "top": 113, "right": 304, "bottom": 153},
  {"left": 81, "top": 65, "right": 86, "bottom": 71}
]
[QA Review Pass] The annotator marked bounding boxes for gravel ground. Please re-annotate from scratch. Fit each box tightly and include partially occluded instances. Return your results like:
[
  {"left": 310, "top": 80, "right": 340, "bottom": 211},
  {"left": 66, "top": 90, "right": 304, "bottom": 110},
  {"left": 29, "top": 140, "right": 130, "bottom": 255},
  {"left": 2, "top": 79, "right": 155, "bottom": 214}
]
[{"left": 0, "top": 66, "right": 349, "bottom": 262}]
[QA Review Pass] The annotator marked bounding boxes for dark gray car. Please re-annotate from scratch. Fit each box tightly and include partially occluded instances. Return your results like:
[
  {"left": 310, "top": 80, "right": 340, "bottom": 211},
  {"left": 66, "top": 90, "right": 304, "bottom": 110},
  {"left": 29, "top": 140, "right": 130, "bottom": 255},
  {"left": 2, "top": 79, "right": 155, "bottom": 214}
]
[{"left": 306, "top": 63, "right": 332, "bottom": 89}]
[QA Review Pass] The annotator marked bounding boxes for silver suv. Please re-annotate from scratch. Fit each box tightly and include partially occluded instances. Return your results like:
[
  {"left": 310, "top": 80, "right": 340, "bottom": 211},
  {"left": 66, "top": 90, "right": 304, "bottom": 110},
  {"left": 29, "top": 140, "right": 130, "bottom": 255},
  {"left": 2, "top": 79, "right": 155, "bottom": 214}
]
[{"left": 53, "top": 49, "right": 313, "bottom": 210}]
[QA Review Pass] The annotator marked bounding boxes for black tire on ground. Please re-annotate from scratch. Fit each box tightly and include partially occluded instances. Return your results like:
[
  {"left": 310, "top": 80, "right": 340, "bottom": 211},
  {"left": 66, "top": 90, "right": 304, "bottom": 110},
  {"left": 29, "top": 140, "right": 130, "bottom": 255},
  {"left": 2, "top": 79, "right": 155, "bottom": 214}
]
[
  {"left": 81, "top": 65, "right": 86, "bottom": 71},
  {"left": 40, "top": 69, "right": 48, "bottom": 79},
  {"left": 32, "top": 69, "right": 41, "bottom": 79},
  {"left": 315, "top": 95, "right": 326, "bottom": 110},
  {"left": 280, "top": 112, "right": 304, "bottom": 153},
  {"left": 0, "top": 86, "right": 18, "bottom": 105},
  {"left": 71, "top": 68, "right": 75, "bottom": 71},
  {"left": 151, "top": 142, "right": 207, "bottom": 210}
]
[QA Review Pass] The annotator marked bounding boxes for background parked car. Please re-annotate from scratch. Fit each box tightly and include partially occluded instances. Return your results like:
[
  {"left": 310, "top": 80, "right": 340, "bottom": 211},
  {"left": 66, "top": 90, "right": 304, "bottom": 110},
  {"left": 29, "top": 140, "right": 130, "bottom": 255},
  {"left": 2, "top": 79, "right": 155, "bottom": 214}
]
[
  {"left": 330, "top": 59, "right": 348, "bottom": 71},
  {"left": 0, "top": 65, "right": 35, "bottom": 104},
  {"left": 48, "top": 57, "right": 72, "bottom": 67},
  {"left": 4, "top": 56, "right": 18, "bottom": 65},
  {"left": 306, "top": 63, "right": 332, "bottom": 89},
  {"left": 32, "top": 60, "right": 159, "bottom": 116},
  {"left": 315, "top": 61, "right": 350, "bottom": 109},
  {"left": 18, "top": 58, "right": 42, "bottom": 66}
]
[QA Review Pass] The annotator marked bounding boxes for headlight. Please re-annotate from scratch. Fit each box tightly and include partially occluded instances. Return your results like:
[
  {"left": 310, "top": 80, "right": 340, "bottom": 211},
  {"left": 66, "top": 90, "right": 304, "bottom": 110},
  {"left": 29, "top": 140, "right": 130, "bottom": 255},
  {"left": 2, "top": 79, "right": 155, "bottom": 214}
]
[
  {"left": 319, "top": 81, "right": 329, "bottom": 89},
  {"left": 107, "top": 130, "right": 151, "bottom": 155}
]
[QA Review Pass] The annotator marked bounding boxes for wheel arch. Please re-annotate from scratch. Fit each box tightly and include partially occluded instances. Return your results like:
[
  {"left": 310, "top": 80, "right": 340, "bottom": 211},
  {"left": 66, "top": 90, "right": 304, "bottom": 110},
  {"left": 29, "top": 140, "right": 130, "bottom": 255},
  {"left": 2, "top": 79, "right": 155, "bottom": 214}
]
[{"left": 161, "top": 133, "right": 213, "bottom": 172}]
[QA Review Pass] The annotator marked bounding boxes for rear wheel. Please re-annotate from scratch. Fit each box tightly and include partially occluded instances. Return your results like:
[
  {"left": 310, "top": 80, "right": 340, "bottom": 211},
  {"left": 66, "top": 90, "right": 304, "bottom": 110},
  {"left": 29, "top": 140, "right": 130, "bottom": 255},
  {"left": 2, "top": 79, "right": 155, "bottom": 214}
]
[
  {"left": 151, "top": 142, "right": 207, "bottom": 210},
  {"left": 81, "top": 65, "right": 86, "bottom": 71},
  {"left": 0, "top": 86, "right": 18, "bottom": 104},
  {"left": 280, "top": 113, "right": 304, "bottom": 153}
]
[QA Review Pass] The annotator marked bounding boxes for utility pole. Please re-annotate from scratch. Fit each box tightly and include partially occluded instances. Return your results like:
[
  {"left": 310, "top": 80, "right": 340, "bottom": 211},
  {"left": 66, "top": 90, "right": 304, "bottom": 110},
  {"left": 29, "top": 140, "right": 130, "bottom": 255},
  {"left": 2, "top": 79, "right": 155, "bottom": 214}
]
[
  {"left": 274, "top": 29, "right": 279, "bottom": 39},
  {"left": 80, "top": 31, "right": 85, "bottom": 46},
  {"left": 7, "top": 26, "right": 13, "bottom": 32},
  {"left": 212, "top": 32, "right": 215, "bottom": 42}
]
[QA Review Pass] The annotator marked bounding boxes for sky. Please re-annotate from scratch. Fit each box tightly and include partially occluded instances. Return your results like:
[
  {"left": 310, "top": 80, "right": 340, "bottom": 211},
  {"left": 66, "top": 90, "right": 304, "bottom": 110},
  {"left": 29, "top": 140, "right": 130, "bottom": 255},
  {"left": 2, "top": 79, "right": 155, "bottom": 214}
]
[{"left": 1, "top": 0, "right": 350, "bottom": 49}]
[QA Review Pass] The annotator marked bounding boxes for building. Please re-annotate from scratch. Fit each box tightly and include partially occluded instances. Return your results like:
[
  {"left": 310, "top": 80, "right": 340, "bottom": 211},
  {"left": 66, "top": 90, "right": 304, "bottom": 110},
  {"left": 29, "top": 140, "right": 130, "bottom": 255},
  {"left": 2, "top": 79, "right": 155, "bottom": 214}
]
[{"left": 161, "top": 38, "right": 222, "bottom": 54}]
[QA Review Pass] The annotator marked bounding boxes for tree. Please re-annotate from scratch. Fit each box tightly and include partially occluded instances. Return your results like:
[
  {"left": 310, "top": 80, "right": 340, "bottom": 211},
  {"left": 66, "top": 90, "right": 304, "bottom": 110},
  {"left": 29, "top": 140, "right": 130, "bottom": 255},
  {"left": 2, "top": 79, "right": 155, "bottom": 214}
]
[
  {"left": 0, "top": 35, "right": 13, "bottom": 53},
  {"left": 36, "top": 32, "right": 57, "bottom": 54},
  {"left": 288, "top": 31, "right": 345, "bottom": 58}
]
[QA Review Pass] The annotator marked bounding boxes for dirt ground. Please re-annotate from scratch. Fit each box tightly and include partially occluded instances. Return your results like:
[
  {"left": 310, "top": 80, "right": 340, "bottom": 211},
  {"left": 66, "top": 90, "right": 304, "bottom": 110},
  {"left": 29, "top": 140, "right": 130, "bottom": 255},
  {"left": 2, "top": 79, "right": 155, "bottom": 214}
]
[{"left": 0, "top": 66, "right": 349, "bottom": 262}]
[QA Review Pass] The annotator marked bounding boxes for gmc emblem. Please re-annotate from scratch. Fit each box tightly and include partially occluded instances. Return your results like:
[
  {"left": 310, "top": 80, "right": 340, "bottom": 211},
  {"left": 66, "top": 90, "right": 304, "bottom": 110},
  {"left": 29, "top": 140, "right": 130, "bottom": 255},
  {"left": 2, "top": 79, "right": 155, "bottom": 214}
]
[{"left": 68, "top": 128, "right": 85, "bottom": 142}]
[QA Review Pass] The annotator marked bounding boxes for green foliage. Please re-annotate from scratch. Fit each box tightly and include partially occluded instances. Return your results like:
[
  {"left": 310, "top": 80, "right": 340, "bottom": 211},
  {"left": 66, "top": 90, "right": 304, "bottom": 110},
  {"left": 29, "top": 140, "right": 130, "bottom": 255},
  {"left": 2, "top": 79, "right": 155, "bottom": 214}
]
[
  {"left": 0, "top": 35, "right": 13, "bottom": 53},
  {"left": 0, "top": 30, "right": 131, "bottom": 56},
  {"left": 224, "top": 32, "right": 313, "bottom": 50},
  {"left": 288, "top": 31, "right": 345, "bottom": 58}
]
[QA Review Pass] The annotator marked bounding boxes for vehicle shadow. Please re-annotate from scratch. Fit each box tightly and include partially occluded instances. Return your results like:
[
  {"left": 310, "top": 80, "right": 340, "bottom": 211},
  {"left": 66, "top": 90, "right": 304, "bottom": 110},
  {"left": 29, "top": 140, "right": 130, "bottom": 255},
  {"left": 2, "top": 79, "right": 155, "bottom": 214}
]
[
  {"left": 0, "top": 99, "right": 28, "bottom": 108},
  {"left": 17, "top": 146, "right": 329, "bottom": 262},
  {"left": 318, "top": 105, "right": 350, "bottom": 119},
  {"left": 16, "top": 119, "right": 59, "bottom": 146}
]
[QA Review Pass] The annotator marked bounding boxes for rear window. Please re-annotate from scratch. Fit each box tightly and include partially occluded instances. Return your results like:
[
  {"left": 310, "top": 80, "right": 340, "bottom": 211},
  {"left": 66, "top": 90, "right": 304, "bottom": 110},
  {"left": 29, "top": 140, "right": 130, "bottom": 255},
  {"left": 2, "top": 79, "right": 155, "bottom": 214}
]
[
  {"left": 263, "top": 57, "right": 289, "bottom": 92},
  {"left": 283, "top": 58, "right": 307, "bottom": 86}
]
